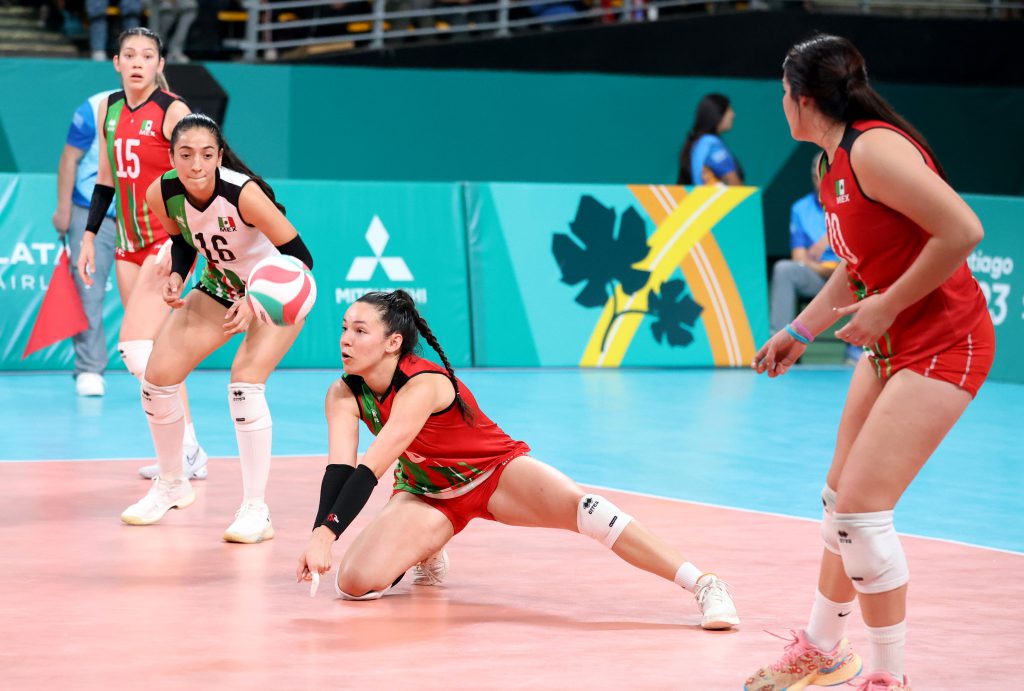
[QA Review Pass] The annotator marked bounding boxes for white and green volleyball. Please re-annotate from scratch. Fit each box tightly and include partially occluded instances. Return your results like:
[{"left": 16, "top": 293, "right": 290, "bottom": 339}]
[{"left": 246, "top": 255, "right": 317, "bottom": 326}]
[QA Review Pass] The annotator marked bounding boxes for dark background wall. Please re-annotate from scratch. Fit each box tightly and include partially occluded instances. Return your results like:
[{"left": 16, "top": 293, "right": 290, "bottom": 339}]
[
  {"left": 314, "top": 10, "right": 1024, "bottom": 87},
  {"left": 313, "top": 10, "right": 1024, "bottom": 259},
  {"left": 2, "top": 12, "right": 1020, "bottom": 261}
]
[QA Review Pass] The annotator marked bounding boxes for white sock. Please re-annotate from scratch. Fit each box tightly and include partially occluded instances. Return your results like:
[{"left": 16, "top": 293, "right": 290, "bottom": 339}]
[
  {"left": 142, "top": 379, "right": 186, "bottom": 481},
  {"left": 806, "top": 590, "right": 856, "bottom": 651},
  {"left": 182, "top": 421, "right": 198, "bottom": 453},
  {"left": 152, "top": 414, "right": 185, "bottom": 482},
  {"left": 237, "top": 425, "right": 272, "bottom": 504},
  {"left": 673, "top": 562, "right": 704, "bottom": 592},
  {"left": 867, "top": 620, "right": 906, "bottom": 679}
]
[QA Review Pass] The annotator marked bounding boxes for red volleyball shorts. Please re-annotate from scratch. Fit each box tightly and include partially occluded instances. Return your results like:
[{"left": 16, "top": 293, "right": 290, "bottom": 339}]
[
  {"left": 115, "top": 241, "right": 165, "bottom": 266},
  {"left": 903, "top": 311, "right": 995, "bottom": 398},
  {"left": 398, "top": 457, "right": 519, "bottom": 535}
]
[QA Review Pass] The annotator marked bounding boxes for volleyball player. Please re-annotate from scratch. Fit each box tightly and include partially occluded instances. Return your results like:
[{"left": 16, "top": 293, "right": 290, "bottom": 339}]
[
  {"left": 119, "top": 114, "right": 314, "bottom": 543},
  {"left": 76, "top": 28, "right": 208, "bottom": 480},
  {"left": 296, "top": 290, "right": 740, "bottom": 630},
  {"left": 745, "top": 34, "right": 994, "bottom": 691}
]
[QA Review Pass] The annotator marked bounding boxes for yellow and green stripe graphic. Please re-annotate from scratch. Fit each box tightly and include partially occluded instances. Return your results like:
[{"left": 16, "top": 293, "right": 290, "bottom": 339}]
[{"left": 579, "top": 185, "right": 758, "bottom": 367}]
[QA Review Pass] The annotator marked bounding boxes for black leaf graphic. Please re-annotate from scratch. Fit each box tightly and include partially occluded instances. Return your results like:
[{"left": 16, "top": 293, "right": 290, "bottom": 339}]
[
  {"left": 552, "top": 196, "right": 650, "bottom": 307},
  {"left": 648, "top": 279, "right": 703, "bottom": 347}
]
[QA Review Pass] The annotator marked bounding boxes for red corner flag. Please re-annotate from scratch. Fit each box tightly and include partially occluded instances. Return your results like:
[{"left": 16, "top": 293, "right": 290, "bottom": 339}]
[{"left": 22, "top": 245, "right": 89, "bottom": 359}]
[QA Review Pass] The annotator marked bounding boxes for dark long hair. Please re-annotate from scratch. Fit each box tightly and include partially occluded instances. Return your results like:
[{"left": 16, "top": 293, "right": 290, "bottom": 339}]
[
  {"left": 170, "top": 113, "right": 286, "bottom": 214},
  {"left": 783, "top": 33, "right": 946, "bottom": 180},
  {"left": 677, "top": 93, "right": 744, "bottom": 185},
  {"left": 358, "top": 290, "right": 473, "bottom": 424},
  {"left": 117, "top": 27, "right": 163, "bottom": 56}
]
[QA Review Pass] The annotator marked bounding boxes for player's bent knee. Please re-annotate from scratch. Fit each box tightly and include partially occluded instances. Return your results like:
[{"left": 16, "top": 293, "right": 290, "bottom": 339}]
[
  {"left": 141, "top": 378, "right": 183, "bottom": 425},
  {"left": 335, "top": 581, "right": 385, "bottom": 601},
  {"left": 335, "top": 570, "right": 390, "bottom": 600},
  {"left": 228, "top": 382, "right": 271, "bottom": 431},
  {"left": 834, "top": 510, "right": 909, "bottom": 594},
  {"left": 118, "top": 339, "right": 153, "bottom": 381},
  {"left": 820, "top": 485, "right": 840, "bottom": 555},
  {"left": 577, "top": 494, "right": 633, "bottom": 548}
]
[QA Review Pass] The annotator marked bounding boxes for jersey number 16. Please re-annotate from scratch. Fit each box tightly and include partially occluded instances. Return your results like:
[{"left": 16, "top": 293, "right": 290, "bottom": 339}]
[{"left": 194, "top": 233, "right": 236, "bottom": 263}]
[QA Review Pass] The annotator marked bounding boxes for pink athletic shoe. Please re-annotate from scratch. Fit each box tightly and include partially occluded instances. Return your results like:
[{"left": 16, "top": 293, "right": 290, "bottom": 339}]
[
  {"left": 744, "top": 629, "right": 862, "bottom": 691},
  {"left": 850, "top": 671, "right": 911, "bottom": 690}
]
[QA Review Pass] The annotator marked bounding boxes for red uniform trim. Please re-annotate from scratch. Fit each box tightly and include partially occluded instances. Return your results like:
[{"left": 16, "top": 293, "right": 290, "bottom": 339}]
[{"left": 114, "top": 240, "right": 166, "bottom": 266}]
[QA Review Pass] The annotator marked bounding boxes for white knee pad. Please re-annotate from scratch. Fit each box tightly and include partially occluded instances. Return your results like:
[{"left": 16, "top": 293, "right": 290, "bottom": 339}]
[
  {"left": 834, "top": 510, "right": 910, "bottom": 594},
  {"left": 228, "top": 382, "right": 271, "bottom": 431},
  {"left": 336, "top": 586, "right": 386, "bottom": 601},
  {"left": 141, "top": 378, "right": 184, "bottom": 425},
  {"left": 820, "top": 485, "right": 840, "bottom": 555},
  {"left": 118, "top": 340, "right": 153, "bottom": 380},
  {"left": 577, "top": 494, "right": 633, "bottom": 548},
  {"left": 334, "top": 575, "right": 394, "bottom": 600}
]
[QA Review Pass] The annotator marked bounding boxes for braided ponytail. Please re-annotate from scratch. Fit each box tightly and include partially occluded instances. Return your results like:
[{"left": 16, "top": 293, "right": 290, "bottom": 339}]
[
  {"left": 409, "top": 307, "right": 474, "bottom": 424},
  {"left": 357, "top": 290, "right": 474, "bottom": 423}
]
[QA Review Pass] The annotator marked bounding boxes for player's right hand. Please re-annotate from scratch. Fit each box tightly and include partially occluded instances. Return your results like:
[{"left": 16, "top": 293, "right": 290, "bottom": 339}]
[
  {"left": 163, "top": 273, "right": 186, "bottom": 309},
  {"left": 76, "top": 235, "right": 95, "bottom": 286},
  {"left": 296, "top": 526, "right": 336, "bottom": 583}
]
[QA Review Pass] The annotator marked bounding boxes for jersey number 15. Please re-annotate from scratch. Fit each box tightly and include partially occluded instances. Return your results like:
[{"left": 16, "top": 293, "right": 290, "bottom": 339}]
[{"left": 114, "top": 138, "right": 140, "bottom": 179}]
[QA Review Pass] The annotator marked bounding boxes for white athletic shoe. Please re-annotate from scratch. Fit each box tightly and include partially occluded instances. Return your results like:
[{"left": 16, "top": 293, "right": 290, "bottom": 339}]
[
  {"left": 75, "top": 372, "right": 105, "bottom": 397},
  {"left": 121, "top": 477, "right": 196, "bottom": 525},
  {"left": 411, "top": 548, "right": 449, "bottom": 586},
  {"left": 223, "top": 501, "right": 275, "bottom": 544},
  {"left": 694, "top": 573, "right": 740, "bottom": 630},
  {"left": 138, "top": 446, "right": 209, "bottom": 480}
]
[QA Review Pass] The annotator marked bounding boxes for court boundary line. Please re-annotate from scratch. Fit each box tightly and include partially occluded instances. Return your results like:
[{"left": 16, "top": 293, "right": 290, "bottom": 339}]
[
  {"left": 585, "top": 481, "right": 1024, "bottom": 557},
  {"left": 2, "top": 454, "right": 1019, "bottom": 556}
]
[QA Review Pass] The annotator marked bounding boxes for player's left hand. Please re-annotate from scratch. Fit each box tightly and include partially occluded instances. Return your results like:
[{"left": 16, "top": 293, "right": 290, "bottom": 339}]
[
  {"left": 224, "top": 298, "right": 253, "bottom": 335},
  {"left": 833, "top": 294, "right": 897, "bottom": 347},
  {"left": 752, "top": 328, "right": 806, "bottom": 378}
]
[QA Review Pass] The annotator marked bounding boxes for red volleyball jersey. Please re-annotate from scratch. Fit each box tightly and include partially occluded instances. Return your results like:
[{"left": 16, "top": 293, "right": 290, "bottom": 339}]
[
  {"left": 343, "top": 355, "right": 531, "bottom": 495},
  {"left": 104, "top": 89, "right": 181, "bottom": 252},
  {"left": 820, "top": 119, "right": 988, "bottom": 377}
]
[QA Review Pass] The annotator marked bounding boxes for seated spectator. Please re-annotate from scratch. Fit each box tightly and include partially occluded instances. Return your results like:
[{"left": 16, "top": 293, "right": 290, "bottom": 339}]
[
  {"left": 388, "top": 0, "right": 432, "bottom": 33},
  {"left": 144, "top": 0, "right": 197, "bottom": 62},
  {"left": 677, "top": 93, "right": 744, "bottom": 186},
  {"left": 87, "top": 0, "right": 141, "bottom": 60},
  {"left": 770, "top": 153, "right": 861, "bottom": 364}
]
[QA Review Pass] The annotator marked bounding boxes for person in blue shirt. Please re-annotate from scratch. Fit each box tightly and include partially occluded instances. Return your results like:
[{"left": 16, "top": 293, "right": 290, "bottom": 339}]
[
  {"left": 677, "top": 93, "right": 744, "bottom": 186},
  {"left": 52, "top": 91, "right": 118, "bottom": 397},
  {"left": 769, "top": 154, "right": 861, "bottom": 364}
]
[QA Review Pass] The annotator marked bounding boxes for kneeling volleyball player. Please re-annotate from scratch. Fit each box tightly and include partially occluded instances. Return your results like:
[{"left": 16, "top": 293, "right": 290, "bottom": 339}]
[{"left": 296, "top": 290, "right": 740, "bottom": 630}]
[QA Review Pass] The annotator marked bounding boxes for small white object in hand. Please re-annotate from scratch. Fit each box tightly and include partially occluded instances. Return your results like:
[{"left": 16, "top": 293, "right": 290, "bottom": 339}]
[
  {"left": 156, "top": 240, "right": 171, "bottom": 266},
  {"left": 310, "top": 571, "right": 320, "bottom": 598}
]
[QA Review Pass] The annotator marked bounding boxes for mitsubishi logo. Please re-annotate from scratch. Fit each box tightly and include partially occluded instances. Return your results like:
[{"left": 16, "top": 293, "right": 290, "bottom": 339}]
[{"left": 346, "top": 216, "right": 413, "bottom": 282}]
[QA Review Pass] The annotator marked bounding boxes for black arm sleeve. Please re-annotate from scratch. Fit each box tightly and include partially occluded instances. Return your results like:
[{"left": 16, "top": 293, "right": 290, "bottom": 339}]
[
  {"left": 275, "top": 235, "right": 313, "bottom": 270},
  {"left": 319, "top": 464, "right": 378, "bottom": 539},
  {"left": 313, "top": 464, "right": 355, "bottom": 529},
  {"left": 85, "top": 184, "right": 115, "bottom": 235},
  {"left": 169, "top": 233, "right": 198, "bottom": 281}
]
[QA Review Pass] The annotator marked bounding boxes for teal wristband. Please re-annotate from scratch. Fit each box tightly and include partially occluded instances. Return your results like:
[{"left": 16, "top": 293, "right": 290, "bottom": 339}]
[
  {"left": 791, "top": 319, "right": 814, "bottom": 342},
  {"left": 785, "top": 324, "right": 811, "bottom": 345}
]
